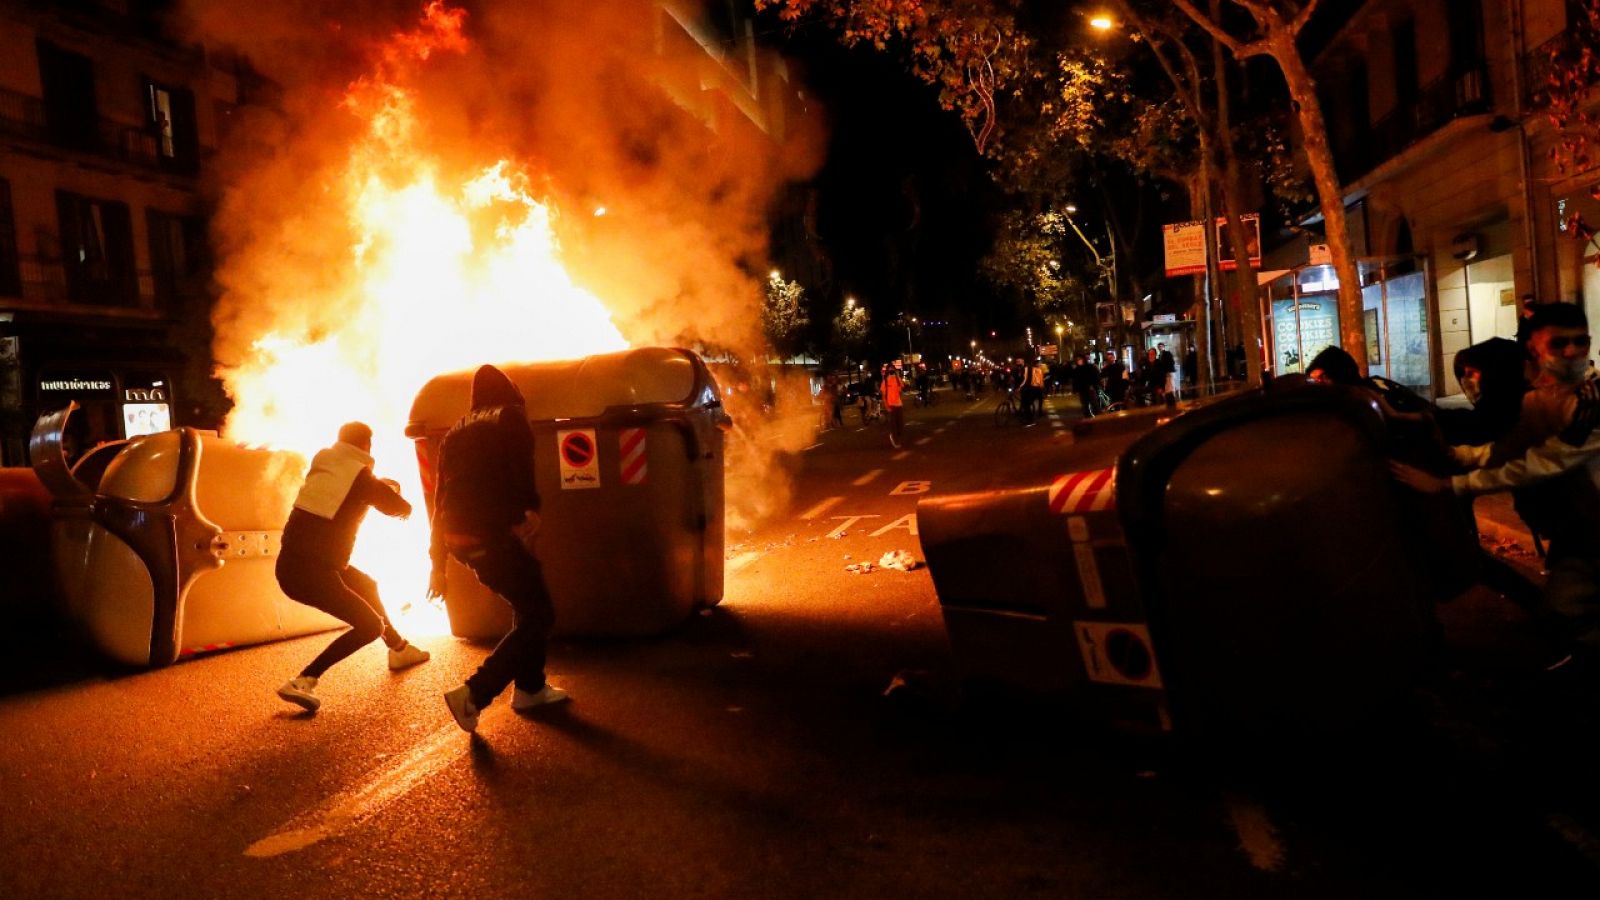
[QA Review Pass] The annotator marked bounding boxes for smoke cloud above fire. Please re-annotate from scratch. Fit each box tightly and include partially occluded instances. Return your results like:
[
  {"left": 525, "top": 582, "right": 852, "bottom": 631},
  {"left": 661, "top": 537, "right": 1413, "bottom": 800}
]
[{"left": 177, "top": 0, "right": 829, "bottom": 529}]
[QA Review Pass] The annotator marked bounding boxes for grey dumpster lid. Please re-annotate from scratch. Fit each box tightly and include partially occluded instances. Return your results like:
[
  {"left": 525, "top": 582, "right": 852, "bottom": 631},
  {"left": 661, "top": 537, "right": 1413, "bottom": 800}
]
[{"left": 407, "top": 347, "right": 711, "bottom": 431}]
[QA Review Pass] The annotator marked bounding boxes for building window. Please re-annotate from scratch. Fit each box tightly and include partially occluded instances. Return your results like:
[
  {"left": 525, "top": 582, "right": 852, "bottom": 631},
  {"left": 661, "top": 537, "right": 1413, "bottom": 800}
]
[
  {"left": 1393, "top": 19, "right": 1419, "bottom": 110},
  {"left": 144, "top": 79, "right": 199, "bottom": 173},
  {"left": 146, "top": 209, "right": 206, "bottom": 308},
  {"left": 56, "top": 191, "right": 136, "bottom": 307},
  {"left": 36, "top": 39, "right": 98, "bottom": 153},
  {"left": 0, "top": 179, "right": 19, "bottom": 298},
  {"left": 1449, "top": 0, "right": 1487, "bottom": 75}
]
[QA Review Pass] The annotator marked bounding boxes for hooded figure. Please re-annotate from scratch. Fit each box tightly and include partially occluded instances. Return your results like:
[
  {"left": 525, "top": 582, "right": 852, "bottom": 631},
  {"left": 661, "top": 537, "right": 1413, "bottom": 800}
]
[{"left": 430, "top": 364, "right": 568, "bottom": 733}]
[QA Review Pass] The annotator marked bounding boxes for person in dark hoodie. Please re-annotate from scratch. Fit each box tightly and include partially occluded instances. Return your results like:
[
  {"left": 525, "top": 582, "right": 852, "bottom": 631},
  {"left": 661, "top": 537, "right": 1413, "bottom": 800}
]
[
  {"left": 275, "top": 421, "right": 430, "bottom": 713},
  {"left": 430, "top": 365, "right": 568, "bottom": 734}
]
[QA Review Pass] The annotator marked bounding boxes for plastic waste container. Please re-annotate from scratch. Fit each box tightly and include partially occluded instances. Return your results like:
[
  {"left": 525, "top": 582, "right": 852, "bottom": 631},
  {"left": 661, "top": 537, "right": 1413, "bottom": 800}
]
[
  {"left": 405, "top": 347, "right": 730, "bottom": 639},
  {"left": 920, "top": 384, "right": 1450, "bottom": 742},
  {"left": 30, "top": 403, "right": 341, "bottom": 667},
  {"left": 0, "top": 466, "right": 54, "bottom": 620}
]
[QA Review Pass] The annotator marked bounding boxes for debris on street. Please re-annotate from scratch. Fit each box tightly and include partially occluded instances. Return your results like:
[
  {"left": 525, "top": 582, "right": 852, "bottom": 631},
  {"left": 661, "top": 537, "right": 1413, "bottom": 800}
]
[{"left": 878, "top": 550, "right": 920, "bottom": 571}]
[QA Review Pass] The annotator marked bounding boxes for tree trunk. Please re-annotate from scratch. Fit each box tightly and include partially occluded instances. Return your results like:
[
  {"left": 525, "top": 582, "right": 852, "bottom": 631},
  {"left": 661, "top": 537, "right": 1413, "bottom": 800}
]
[
  {"left": 1212, "top": 17, "right": 1265, "bottom": 387},
  {"left": 1269, "top": 32, "right": 1367, "bottom": 372}
]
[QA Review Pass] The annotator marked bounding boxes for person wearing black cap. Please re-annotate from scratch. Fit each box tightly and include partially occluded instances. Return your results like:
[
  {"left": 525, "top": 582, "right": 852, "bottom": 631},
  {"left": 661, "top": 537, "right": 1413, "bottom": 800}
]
[
  {"left": 430, "top": 365, "right": 567, "bottom": 733},
  {"left": 275, "top": 421, "right": 430, "bottom": 713}
]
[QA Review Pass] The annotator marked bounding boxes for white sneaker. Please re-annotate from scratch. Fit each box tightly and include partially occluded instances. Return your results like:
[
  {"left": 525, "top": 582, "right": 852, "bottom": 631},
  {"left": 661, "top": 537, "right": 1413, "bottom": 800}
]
[
  {"left": 511, "top": 684, "right": 570, "bottom": 711},
  {"left": 277, "top": 675, "right": 320, "bottom": 713},
  {"left": 444, "top": 685, "right": 479, "bottom": 733},
  {"left": 387, "top": 642, "right": 430, "bottom": 670}
]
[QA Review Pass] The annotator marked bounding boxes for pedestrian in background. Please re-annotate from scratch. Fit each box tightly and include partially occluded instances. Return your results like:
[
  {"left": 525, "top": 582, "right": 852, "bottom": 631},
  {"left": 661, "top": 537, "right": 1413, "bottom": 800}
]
[
  {"left": 275, "top": 421, "right": 430, "bottom": 713},
  {"left": 430, "top": 365, "right": 568, "bottom": 734},
  {"left": 883, "top": 360, "right": 906, "bottom": 448},
  {"left": 1103, "top": 354, "right": 1129, "bottom": 407},
  {"left": 1071, "top": 354, "right": 1101, "bottom": 418}
]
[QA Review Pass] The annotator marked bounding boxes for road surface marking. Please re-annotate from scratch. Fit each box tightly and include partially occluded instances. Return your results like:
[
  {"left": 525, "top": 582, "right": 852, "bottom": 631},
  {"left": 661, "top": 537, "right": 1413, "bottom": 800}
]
[
  {"left": 892, "top": 450, "right": 912, "bottom": 461},
  {"left": 870, "top": 514, "right": 918, "bottom": 538},
  {"left": 889, "top": 481, "right": 931, "bottom": 495},
  {"left": 802, "top": 442, "right": 823, "bottom": 451},
  {"left": 726, "top": 551, "right": 759, "bottom": 572},
  {"left": 914, "top": 437, "right": 932, "bottom": 446},
  {"left": 1223, "top": 793, "right": 1285, "bottom": 873},
  {"left": 853, "top": 469, "right": 884, "bottom": 486},
  {"left": 246, "top": 726, "right": 459, "bottom": 858},
  {"left": 827, "top": 514, "right": 879, "bottom": 538},
  {"left": 799, "top": 496, "right": 845, "bottom": 520}
]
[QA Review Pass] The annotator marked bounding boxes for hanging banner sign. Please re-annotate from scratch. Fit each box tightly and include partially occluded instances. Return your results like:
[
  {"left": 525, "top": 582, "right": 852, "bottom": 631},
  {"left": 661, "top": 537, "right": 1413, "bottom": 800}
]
[
  {"left": 1163, "top": 214, "right": 1262, "bottom": 277},
  {"left": 557, "top": 428, "right": 601, "bottom": 490}
]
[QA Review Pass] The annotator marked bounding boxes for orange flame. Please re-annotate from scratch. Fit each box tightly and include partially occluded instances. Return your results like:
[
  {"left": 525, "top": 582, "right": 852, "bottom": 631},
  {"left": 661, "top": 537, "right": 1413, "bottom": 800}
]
[{"left": 218, "top": 3, "right": 626, "bottom": 634}]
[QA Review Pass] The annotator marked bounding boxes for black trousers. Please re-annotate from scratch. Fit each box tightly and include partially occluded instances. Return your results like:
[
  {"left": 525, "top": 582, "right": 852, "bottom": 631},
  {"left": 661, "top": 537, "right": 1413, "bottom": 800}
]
[
  {"left": 276, "top": 556, "right": 403, "bottom": 678},
  {"left": 453, "top": 534, "right": 556, "bottom": 707}
]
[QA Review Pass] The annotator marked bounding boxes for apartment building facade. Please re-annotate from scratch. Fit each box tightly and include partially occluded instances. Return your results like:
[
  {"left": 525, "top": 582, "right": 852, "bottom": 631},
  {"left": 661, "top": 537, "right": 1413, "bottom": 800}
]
[
  {"left": 1306, "top": 0, "right": 1599, "bottom": 396},
  {"left": 0, "top": 0, "right": 258, "bottom": 464}
]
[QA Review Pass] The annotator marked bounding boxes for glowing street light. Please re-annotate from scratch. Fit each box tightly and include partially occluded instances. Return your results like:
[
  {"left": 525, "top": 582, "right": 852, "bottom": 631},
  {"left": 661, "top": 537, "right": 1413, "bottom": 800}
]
[{"left": 1089, "top": 14, "right": 1115, "bottom": 32}]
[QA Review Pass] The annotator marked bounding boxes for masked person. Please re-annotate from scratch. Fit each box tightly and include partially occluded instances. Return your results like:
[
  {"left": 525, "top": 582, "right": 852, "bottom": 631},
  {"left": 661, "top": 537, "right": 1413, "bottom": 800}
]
[
  {"left": 275, "top": 422, "right": 430, "bottom": 713},
  {"left": 430, "top": 365, "right": 567, "bottom": 734},
  {"left": 1394, "top": 303, "right": 1600, "bottom": 670}
]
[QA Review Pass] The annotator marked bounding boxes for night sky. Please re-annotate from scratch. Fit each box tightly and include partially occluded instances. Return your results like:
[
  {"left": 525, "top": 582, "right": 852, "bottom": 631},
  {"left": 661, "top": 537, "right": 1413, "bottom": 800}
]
[{"left": 767, "top": 26, "right": 1010, "bottom": 362}]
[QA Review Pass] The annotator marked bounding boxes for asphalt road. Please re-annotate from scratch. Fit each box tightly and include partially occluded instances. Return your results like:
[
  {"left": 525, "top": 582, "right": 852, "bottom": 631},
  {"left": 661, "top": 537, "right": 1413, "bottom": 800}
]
[{"left": 3, "top": 390, "right": 1599, "bottom": 898}]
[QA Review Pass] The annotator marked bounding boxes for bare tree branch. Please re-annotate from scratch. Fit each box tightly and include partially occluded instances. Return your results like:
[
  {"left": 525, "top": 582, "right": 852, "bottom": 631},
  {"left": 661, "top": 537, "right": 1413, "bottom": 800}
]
[
  {"left": 1291, "top": 0, "right": 1325, "bottom": 36},
  {"left": 1170, "top": 0, "right": 1267, "bottom": 57}
]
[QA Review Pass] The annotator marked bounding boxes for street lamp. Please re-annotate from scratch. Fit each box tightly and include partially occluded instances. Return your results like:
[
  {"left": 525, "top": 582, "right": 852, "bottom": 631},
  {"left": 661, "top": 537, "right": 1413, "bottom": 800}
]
[
  {"left": 1089, "top": 14, "right": 1115, "bottom": 32},
  {"left": 1055, "top": 324, "right": 1065, "bottom": 363}
]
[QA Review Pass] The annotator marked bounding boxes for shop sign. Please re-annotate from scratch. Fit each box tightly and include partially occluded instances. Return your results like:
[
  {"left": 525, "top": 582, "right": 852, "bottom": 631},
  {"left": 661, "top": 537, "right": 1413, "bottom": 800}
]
[
  {"left": 1163, "top": 214, "right": 1262, "bottom": 277},
  {"left": 39, "top": 374, "right": 113, "bottom": 394}
]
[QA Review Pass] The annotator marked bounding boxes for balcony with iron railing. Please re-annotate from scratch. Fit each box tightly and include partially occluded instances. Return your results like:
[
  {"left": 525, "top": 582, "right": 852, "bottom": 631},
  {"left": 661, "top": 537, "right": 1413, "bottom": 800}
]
[
  {"left": 0, "top": 86, "right": 198, "bottom": 177},
  {"left": 2, "top": 254, "right": 193, "bottom": 313},
  {"left": 1335, "top": 61, "right": 1492, "bottom": 184}
]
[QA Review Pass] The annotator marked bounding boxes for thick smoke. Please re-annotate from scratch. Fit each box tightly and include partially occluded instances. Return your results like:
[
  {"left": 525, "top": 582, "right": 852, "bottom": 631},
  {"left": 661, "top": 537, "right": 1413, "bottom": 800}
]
[{"left": 178, "top": 0, "right": 828, "bottom": 529}]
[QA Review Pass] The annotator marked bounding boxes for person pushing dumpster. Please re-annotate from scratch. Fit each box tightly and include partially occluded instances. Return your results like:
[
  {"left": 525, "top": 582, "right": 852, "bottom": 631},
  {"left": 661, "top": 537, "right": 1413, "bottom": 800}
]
[
  {"left": 430, "top": 364, "right": 569, "bottom": 734},
  {"left": 275, "top": 422, "right": 431, "bottom": 713}
]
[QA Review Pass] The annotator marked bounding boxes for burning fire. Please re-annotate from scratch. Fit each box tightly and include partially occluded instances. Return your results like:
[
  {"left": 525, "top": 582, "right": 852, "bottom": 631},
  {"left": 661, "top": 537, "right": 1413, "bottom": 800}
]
[{"left": 218, "top": 3, "right": 626, "bottom": 634}]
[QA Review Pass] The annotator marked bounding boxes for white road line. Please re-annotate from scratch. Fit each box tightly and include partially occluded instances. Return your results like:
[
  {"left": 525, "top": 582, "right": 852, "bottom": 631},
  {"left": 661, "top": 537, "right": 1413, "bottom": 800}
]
[
  {"left": 246, "top": 726, "right": 459, "bottom": 858},
  {"left": 1223, "top": 793, "right": 1286, "bottom": 873},
  {"left": 802, "top": 442, "right": 823, "bottom": 451},
  {"left": 913, "top": 437, "right": 932, "bottom": 446},
  {"left": 726, "top": 551, "right": 759, "bottom": 572},
  {"left": 852, "top": 469, "right": 884, "bottom": 487},
  {"left": 799, "top": 496, "right": 845, "bottom": 520},
  {"left": 892, "top": 450, "right": 912, "bottom": 461}
]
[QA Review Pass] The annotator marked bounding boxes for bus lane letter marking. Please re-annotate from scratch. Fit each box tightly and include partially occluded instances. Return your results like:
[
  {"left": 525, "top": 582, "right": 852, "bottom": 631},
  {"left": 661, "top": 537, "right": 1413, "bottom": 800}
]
[
  {"left": 799, "top": 496, "right": 844, "bottom": 520},
  {"left": 889, "top": 481, "right": 931, "bottom": 496},
  {"left": 827, "top": 515, "right": 879, "bottom": 539},
  {"left": 870, "top": 514, "right": 918, "bottom": 538}
]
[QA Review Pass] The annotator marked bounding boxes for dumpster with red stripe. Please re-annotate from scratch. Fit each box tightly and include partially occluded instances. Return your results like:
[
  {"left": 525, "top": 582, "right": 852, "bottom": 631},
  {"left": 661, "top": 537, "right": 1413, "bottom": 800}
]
[{"left": 406, "top": 347, "right": 730, "bottom": 639}]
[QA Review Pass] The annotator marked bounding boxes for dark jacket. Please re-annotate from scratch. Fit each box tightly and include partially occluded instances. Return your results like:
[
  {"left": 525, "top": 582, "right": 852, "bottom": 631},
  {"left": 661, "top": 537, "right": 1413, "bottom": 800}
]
[
  {"left": 429, "top": 366, "right": 540, "bottom": 567},
  {"left": 281, "top": 468, "right": 410, "bottom": 567}
]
